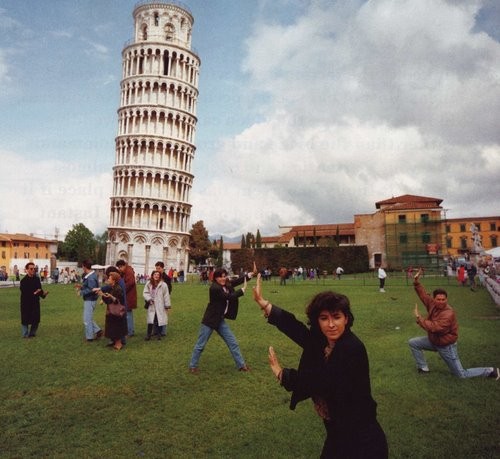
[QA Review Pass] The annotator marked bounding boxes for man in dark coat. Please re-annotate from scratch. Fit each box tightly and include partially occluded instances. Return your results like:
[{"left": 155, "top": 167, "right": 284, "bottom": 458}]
[{"left": 20, "top": 262, "right": 48, "bottom": 338}]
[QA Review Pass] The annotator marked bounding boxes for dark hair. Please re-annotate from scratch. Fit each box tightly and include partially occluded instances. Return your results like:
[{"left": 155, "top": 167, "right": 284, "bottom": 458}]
[
  {"left": 433, "top": 288, "right": 448, "bottom": 298},
  {"left": 155, "top": 261, "right": 165, "bottom": 268},
  {"left": 116, "top": 260, "right": 127, "bottom": 267},
  {"left": 150, "top": 270, "right": 161, "bottom": 286},
  {"left": 25, "top": 262, "right": 35, "bottom": 270},
  {"left": 105, "top": 266, "right": 120, "bottom": 276},
  {"left": 306, "top": 291, "right": 354, "bottom": 329},
  {"left": 82, "top": 260, "right": 92, "bottom": 270},
  {"left": 213, "top": 268, "right": 228, "bottom": 280}
]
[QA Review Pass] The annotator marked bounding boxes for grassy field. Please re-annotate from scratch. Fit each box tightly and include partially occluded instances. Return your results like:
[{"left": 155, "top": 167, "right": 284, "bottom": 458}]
[{"left": 0, "top": 275, "right": 499, "bottom": 458}]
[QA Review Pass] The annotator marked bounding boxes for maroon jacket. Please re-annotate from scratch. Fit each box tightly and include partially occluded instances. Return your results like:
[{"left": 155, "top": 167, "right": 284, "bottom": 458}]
[
  {"left": 122, "top": 265, "right": 137, "bottom": 310},
  {"left": 414, "top": 281, "right": 458, "bottom": 346}
]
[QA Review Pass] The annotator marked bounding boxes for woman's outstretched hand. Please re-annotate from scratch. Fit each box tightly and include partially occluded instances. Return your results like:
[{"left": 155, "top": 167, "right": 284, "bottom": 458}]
[
  {"left": 268, "top": 346, "right": 283, "bottom": 381},
  {"left": 252, "top": 273, "right": 264, "bottom": 305}
]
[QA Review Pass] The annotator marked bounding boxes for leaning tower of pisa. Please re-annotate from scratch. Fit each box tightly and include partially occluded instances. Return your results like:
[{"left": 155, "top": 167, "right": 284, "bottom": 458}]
[{"left": 106, "top": 1, "right": 200, "bottom": 275}]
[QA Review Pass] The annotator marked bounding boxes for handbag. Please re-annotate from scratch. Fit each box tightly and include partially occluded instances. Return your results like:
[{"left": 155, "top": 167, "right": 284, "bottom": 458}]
[
  {"left": 108, "top": 302, "right": 126, "bottom": 318},
  {"left": 144, "top": 300, "right": 150, "bottom": 309}
]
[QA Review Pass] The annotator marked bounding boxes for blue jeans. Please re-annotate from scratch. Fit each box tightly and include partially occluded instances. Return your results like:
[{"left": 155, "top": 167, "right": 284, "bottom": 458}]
[
  {"left": 408, "top": 336, "right": 492, "bottom": 378},
  {"left": 83, "top": 300, "right": 101, "bottom": 340},
  {"left": 126, "top": 310, "right": 134, "bottom": 336},
  {"left": 189, "top": 321, "right": 246, "bottom": 369},
  {"left": 21, "top": 323, "right": 38, "bottom": 337}
]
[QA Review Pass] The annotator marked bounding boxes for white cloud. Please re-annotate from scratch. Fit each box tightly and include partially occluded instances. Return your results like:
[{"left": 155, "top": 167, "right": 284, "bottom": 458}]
[
  {"left": 0, "top": 151, "right": 112, "bottom": 238},
  {"left": 191, "top": 0, "right": 500, "bottom": 236}
]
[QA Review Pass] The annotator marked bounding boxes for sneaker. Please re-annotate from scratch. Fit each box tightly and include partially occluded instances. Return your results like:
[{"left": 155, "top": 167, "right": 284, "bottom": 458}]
[
  {"left": 488, "top": 368, "right": 500, "bottom": 380},
  {"left": 189, "top": 367, "right": 200, "bottom": 374},
  {"left": 418, "top": 368, "right": 430, "bottom": 374}
]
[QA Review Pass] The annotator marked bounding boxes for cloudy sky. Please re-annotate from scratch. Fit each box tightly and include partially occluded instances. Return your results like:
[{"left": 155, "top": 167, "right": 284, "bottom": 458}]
[{"left": 0, "top": 0, "right": 499, "bottom": 241}]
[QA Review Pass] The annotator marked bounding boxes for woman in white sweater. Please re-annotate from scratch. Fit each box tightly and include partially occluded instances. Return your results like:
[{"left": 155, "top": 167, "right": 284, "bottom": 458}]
[{"left": 143, "top": 271, "right": 171, "bottom": 340}]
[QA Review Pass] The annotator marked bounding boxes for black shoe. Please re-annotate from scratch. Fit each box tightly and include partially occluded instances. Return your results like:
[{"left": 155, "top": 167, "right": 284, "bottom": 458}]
[
  {"left": 144, "top": 335, "right": 151, "bottom": 341},
  {"left": 95, "top": 330, "right": 103, "bottom": 339},
  {"left": 86, "top": 339, "right": 94, "bottom": 342},
  {"left": 157, "top": 335, "right": 162, "bottom": 340},
  {"left": 488, "top": 368, "right": 500, "bottom": 380}
]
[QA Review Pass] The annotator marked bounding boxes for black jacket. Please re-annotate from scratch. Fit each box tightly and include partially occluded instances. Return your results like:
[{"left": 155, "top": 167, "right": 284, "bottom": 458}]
[
  {"left": 201, "top": 275, "right": 248, "bottom": 329},
  {"left": 268, "top": 305, "right": 379, "bottom": 434}
]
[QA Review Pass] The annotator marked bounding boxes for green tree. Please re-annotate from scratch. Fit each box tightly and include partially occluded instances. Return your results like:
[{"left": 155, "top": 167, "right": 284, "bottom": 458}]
[
  {"left": 255, "top": 229, "right": 262, "bottom": 248},
  {"left": 245, "top": 232, "right": 255, "bottom": 249},
  {"left": 61, "top": 223, "right": 96, "bottom": 264},
  {"left": 216, "top": 236, "right": 224, "bottom": 267},
  {"left": 94, "top": 230, "right": 108, "bottom": 265},
  {"left": 189, "top": 220, "right": 211, "bottom": 265},
  {"left": 240, "top": 234, "right": 245, "bottom": 249}
]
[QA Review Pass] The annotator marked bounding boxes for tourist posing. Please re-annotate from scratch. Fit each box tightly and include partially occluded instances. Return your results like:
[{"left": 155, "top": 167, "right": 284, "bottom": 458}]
[
  {"left": 409, "top": 268, "right": 499, "bottom": 379},
  {"left": 189, "top": 268, "right": 253, "bottom": 373},
  {"left": 252, "top": 274, "right": 388, "bottom": 458}
]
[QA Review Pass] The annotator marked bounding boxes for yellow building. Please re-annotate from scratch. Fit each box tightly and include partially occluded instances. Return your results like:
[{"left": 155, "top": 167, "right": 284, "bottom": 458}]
[
  {"left": 0, "top": 233, "right": 58, "bottom": 278},
  {"left": 444, "top": 217, "right": 499, "bottom": 257}
]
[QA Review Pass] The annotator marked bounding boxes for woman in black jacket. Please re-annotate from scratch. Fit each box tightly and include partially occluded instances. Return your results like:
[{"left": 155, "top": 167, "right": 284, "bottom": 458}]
[
  {"left": 188, "top": 268, "right": 253, "bottom": 373},
  {"left": 253, "top": 274, "right": 387, "bottom": 458}
]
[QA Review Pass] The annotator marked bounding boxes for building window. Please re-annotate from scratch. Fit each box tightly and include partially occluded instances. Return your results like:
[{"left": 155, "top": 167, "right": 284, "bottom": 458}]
[
  {"left": 24, "top": 243, "right": 29, "bottom": 248},
  {"left": 421, "top": 214, "right": 429, "bottom": 223},
  {"left": 399, "top": 233, "right": 408, "bottom": 244},
  {"left": 460, "top": 224, "right": 466, "bottom": 232},
  {"left": 446, "top": 224, "right": 451, "bottom": 233},
  {"left": 1, "top": 241, "right": 5, "bottom": 247},
  {"left": 474, "top": 223, "right": 481, "bottom": 231},
  {"left": 460, "top": 238, "right": 467, "bottom": 249},
  {"left": 165, "top": 23, "right": 175, "bottom": 41},
  {"left": 398, "top": 215, "right": 406, "bottom": 224},
  {"left": 14, "top": 252, "right": 17, "bottom": 258},
  {"left": 422, "top": 232, "right": 431, "bottom": 243},
  {"left": 154, "top": 13, "right": 159, "bottom": 26},
  {"left": 36, "top": 253, "right": 39, "bottom": 259},
  {"left": 446, "top": 237, "right": 452, "bottom": 248},
  {"left": 491, "top": 236, "right": 498, "bottom": 248},
  {"left": 490, "top": 222, "right": 497, "bottom": 231},
  {"left": 1, "top": 251, "right": 5, "bottom": 259}
]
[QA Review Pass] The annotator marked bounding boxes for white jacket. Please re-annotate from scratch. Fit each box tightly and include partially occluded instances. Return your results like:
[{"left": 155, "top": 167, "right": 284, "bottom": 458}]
[{"left": 143, "top": 280, "right": 171, "bottom": 326}]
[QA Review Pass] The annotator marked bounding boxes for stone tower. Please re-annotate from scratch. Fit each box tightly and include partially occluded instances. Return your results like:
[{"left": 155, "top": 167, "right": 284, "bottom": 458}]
[{"left": 106, "top": 1, "right": 200, "bottom": 275}]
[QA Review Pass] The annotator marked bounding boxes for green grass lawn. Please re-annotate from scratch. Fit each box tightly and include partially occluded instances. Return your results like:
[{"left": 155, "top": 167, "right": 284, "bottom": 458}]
[{"left": 0, "top": 275, "right": 499, "bottom": 458}]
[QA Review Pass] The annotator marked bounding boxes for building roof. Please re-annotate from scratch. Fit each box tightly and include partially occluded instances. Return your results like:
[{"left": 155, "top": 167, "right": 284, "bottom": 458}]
[
  {"left": 446, "top": 216, "right": 500, "bottom": 222},
  {"left": 375, "top": 194, "right": 443, "bottom": 210},
  {"left": 0, "top": 233, "right": 57, "bottom": 243},
  {"left": 223, "top": 242, "right": 241, "bottom": 250}
]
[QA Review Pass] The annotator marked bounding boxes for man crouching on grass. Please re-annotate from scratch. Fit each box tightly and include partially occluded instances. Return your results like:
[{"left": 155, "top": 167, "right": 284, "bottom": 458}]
[{"left": 408, "top": 268, "right": 499, "bottom": 379}]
